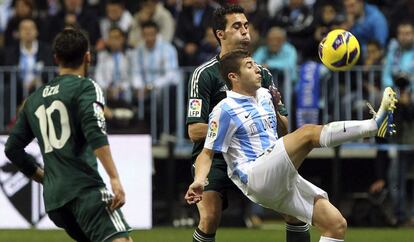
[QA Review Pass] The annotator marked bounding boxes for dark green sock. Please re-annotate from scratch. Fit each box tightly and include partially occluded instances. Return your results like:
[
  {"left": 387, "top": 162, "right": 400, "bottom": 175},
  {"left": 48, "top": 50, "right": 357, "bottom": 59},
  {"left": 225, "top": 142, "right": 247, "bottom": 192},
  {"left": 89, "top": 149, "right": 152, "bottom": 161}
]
[
  {"left": 286, "top": 222, "right": 310, "bottom": 242},
  {"left": 193, "top": 227, "right": 215, "bottom": 242}
]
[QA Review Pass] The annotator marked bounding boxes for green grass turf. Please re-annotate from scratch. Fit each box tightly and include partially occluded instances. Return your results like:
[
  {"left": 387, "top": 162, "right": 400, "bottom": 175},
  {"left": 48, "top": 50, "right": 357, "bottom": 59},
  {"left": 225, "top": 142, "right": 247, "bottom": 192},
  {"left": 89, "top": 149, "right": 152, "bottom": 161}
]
[{"left": 0, "top": 227, "right": 412, "bottom": 242}]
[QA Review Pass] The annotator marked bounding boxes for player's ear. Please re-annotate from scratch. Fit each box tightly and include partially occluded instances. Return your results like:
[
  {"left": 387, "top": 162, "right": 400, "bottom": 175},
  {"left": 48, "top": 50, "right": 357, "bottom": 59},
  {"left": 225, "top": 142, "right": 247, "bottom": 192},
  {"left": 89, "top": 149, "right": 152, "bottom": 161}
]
[
  {"left": 228, "top": 72, "right": 238, "bottom": 82},
  {"left": 84, "top": 51, "right": 91, "bottom": 64},
  {"left": 216, "top": 29, "right": 224, "bottom": 40}
]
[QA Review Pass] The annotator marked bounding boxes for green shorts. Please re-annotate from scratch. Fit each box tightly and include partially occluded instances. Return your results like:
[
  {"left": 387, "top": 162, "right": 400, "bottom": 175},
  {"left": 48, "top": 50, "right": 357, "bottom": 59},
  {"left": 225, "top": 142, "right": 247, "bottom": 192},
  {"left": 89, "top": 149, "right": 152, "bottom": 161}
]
[
  {"left": 48, "top": 187, "right": 131, "bottom": 242},
  {"left": 192, "top": 159, "right": 237, "bottom": 209}
]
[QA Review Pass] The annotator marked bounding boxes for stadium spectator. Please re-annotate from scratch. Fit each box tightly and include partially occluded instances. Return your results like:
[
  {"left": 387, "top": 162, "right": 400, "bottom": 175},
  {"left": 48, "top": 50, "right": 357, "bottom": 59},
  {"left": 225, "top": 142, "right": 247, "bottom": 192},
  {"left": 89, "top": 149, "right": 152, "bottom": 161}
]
[
  {"left": 4, "top": 27, "right": 133, "bottom": 242},
  {"left": 382, "top": 21, "right": 414, "bottom": 90},
  {"left": 130, "top": 21, "right": 179, "bottom": 137},
  {"left": 361, "top": 40, "right": 384, "bottom": 108},
  {"left": 310, "top": 2, "right": 344, "bottom": 60},
  {"left": 386, "top": 0, "right": 414, "bottom": 39},
  {"left": 253, "top": 27, "right": 298, "bottom": 83},
  {"left": 3, "top": 0, "right": 47, "bottom": 47},
  {"left": 128, "top": 0, "right": 175, "bottom": 47},
  {"left": 388, "top": 77, "right": 414, "bottom": 227},
  {"left": 47, "top": 0, "right": 102, "bottom": 48},
  {"left": 341, "top": 0, "right": 388, "bottom": 58},
  {"left": 238, "top": 0, "right": 269, "bottom": 37},
  {"left": 196, "top": 27, "right": 220, "bottom": 65},
  {"left": 186, "top": 49, "right": 398, "bottom": 242},
  {"left": 131, "top": 21, "right": 179, "bottom": 95},
  {"left": 99, "top": 0, "right": 134, "bottom": 41},
  {"left": 173, "top": 0, "right": 215, "bottom": 66},
  {"left": 95, "top": 27, "right": 134, "bottom": 109},
  {"left": 269, "top": 0, "right": 315, "bottom": 61},
  {"left": 3, "top": 18, "right": 52, "bottom": 103},
  {"left": 0, "top": 0, "right": 13, "bottom": 42},
  {"left": 247, "top": 21, "right": 263, "bottom": 54}
]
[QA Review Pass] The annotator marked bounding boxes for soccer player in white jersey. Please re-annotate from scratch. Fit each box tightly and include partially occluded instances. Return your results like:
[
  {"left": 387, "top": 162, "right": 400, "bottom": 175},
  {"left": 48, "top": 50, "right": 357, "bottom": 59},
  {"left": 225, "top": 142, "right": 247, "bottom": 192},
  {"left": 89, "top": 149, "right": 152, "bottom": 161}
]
[{"left": 185, "top": 50, "right": 398, "bottom": 242}]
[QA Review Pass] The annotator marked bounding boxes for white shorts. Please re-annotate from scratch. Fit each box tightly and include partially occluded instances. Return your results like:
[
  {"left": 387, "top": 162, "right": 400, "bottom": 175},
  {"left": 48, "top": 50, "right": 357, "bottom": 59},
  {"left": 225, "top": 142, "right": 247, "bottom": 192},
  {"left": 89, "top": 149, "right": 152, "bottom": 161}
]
[{"left": 245, "top": 137, "right": 328, "bottom": 224}]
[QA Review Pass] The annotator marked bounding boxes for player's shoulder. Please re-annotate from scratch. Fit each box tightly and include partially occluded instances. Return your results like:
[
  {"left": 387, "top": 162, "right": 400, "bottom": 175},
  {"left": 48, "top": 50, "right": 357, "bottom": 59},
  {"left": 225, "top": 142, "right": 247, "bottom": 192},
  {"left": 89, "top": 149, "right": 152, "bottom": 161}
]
[
  {"left": 258, "top": 64, "right": 273, "bottom": 77},
  {"left": 191, "top": 56, "right": 220, "bottom": 81},
  {"left": 257, "top": 87, "right": 271, "bottom": 98},
  {"left": 213, "top": 94, "right": 234, "bottom": 112}
]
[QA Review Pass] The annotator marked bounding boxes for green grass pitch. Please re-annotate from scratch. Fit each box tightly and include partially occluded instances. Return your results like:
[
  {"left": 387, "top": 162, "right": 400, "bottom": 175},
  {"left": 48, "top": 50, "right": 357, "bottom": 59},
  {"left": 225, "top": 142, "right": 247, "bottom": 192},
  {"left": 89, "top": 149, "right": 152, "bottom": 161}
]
[{"left": 0, "top": 227, "right": 412, "bottom": 242}]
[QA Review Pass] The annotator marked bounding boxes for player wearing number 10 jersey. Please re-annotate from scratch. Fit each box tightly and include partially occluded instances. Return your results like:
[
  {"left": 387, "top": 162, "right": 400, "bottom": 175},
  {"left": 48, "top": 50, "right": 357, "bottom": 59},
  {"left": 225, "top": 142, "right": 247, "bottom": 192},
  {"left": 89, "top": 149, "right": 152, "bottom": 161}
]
[{"left": 4, "top": 28, "right": 133, "bottom": 242}]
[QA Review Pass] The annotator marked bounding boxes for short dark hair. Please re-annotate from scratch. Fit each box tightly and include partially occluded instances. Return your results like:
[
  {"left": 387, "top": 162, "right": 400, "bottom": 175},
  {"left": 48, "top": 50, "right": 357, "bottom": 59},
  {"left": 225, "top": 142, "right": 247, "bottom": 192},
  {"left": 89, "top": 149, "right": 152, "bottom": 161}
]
[
  {"left": 52, "top": 28, "right": 89, "bottom": 68},
  {"left": 397, "top": 20, "right": 414, "bottom": 30},
  {"left": 212, "top": 4, "right": 245, "bottom": 46},
  {"left": 366, "top": 39, "right": 382, "bottom": 50},
  {"left": 141, "top": 20, "right": 159, "bottom": 32},
  {"left": 109, "top": 26, "right": 126, "bottom": 38},
  {"left": 219, "top": 49, "right": 250, "bottom": 90}
]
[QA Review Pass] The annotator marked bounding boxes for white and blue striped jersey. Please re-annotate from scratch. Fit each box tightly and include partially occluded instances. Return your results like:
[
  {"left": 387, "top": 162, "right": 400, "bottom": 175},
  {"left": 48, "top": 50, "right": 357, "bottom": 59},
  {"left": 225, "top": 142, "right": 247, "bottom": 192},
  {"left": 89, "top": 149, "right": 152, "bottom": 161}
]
[{"left": 204, "top": 87, "right": 278, "bottom": 186}]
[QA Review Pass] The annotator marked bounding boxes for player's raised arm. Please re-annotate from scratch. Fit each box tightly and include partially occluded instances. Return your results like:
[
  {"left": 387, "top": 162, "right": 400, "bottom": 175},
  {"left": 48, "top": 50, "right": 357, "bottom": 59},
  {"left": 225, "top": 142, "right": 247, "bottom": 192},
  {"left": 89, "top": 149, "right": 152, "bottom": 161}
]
[
  {"left": 269, "top": 85, "right": 289, "bottom": 136},
  {"left": 185, "top": 147, "right": 214, "bottom": 204}
]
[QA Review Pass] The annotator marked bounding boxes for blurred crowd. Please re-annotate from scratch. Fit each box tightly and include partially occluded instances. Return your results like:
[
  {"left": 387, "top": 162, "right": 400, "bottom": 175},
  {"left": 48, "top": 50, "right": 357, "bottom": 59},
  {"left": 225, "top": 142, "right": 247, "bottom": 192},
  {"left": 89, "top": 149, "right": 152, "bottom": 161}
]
[{"left": 0, "top": 0, "right": 413, "bottom": 114}]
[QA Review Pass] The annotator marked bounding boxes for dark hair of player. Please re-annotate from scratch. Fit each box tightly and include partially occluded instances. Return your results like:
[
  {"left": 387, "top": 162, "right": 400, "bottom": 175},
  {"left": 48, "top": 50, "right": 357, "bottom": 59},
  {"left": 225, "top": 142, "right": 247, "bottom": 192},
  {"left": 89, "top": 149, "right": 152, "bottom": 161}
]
[
  {"left": 141, "top": 20, "right": 159, "bottom": 32},
  {"left": 219, "top": 49, "right": 250, "bottom": 90},
  {"left": 52, "top": 28, "right": 89, "bottom": 68},
  {"left": 211, "top": 4, "right": 245, "bottom": 46}
]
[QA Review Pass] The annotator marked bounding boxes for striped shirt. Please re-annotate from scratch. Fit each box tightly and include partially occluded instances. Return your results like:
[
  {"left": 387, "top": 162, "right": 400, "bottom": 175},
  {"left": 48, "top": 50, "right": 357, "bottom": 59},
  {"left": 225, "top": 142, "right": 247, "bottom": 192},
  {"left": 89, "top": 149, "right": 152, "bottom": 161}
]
[
  {"left": 131, "top": 35, "right": 179, "bottom": 89},
  {"left": 204, "top": 88, "right": 278, "bottom": 185}
]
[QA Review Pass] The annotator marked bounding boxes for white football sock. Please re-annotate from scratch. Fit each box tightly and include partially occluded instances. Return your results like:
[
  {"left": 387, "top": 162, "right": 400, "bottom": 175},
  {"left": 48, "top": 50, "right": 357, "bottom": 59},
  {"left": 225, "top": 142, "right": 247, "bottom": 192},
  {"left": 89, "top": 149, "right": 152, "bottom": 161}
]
[
  {"left": 319, "top": 236, "right": 344, "bottom": 242},
  {"left": 319, "top": 120, "right": 377, "bottom": 147}
]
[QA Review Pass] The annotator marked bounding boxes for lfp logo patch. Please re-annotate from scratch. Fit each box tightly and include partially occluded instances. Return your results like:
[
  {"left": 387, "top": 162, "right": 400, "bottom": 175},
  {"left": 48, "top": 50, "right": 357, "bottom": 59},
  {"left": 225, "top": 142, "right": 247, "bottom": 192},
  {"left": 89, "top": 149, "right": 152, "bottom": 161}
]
[
  {"left": 207, "top": 120, "right": 218, "bottom": 139},
  {"left": 188, "top": 99, "right": 202, "bottom": 117}
]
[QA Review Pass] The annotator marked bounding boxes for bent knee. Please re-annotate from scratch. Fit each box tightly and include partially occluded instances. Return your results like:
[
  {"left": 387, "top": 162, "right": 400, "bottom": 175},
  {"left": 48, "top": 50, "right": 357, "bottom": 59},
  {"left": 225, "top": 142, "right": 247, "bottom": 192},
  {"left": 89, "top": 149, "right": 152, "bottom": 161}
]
[
  {"left": 297, "top": 124, "right": 320, "bottom": 147},
  {"left": 336, "top": 216, "right": 347, "bottom": 235},
  {"left": 326, "top": 215, "right": 347, "bottom": 237}
]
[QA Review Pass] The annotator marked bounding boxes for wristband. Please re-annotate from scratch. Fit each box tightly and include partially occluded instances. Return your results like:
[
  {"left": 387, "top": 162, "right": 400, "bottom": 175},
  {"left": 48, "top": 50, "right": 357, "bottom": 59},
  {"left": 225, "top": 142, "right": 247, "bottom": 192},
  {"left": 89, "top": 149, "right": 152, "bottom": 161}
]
[{"left": 277, "top": 104, "right": 288, "bottom": 116}]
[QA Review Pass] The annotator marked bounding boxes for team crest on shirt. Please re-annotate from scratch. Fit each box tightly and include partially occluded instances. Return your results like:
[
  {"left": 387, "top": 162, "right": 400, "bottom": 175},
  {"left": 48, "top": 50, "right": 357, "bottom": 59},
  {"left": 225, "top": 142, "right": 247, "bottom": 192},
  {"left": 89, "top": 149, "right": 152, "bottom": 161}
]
[
  {"left": 0, "top": 139, "right": 46, "bottom": 225},
  {"left": 93, "top": 103, "right": 107, "bottom": 134},
  {"left": 207, "top": 120, "right": 218, "bottom": 140},
  {"left": 188, "top": 99, "right": 202, "bottom": 117}
]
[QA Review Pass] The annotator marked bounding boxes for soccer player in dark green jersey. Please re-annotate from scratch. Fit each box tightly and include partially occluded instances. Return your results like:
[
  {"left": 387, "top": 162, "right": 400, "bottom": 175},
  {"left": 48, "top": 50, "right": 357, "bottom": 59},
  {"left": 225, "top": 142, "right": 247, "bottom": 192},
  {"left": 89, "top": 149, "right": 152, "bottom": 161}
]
[
  {"left": 4, "top": 28, "right": 133, "bottom": 242},
  {"left": 186, "top": 4, "right": 310, "bottom": 242}
]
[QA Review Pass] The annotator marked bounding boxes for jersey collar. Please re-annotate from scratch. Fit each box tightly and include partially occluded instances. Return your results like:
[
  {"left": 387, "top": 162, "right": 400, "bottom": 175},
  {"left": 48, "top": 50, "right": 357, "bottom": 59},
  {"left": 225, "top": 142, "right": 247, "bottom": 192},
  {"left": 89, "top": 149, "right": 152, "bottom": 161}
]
[{"left": 227, "top": 90, "right": 257, "bottom": 101}]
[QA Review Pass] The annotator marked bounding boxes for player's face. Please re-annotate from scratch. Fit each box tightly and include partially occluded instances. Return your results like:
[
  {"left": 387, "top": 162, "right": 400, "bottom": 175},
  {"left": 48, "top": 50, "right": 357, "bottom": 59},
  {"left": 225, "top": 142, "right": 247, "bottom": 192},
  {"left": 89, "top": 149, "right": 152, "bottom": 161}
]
[
  {"left": 266, "top": 30, "right": 285, "bottom": 53},
  {"left": 143, "top": 26, "right": 157, "bottom": 49},
  {"left": 221, "top": 13, "right": 250, "bottom": 49},
  {"left": 18, "top": 20, "right": 38, "bottom": 43},
  {"left": 108, "top": 30, "right": 125, "bottom": 51},
  {"left": 397, "top": 24, "right": 414, "bottom": 49},
  {"left": 238, "top": 57, "right": 262, "bottom": 92},
  {"left": 343, "top": 0, "right": 363, "bottom": 17}
]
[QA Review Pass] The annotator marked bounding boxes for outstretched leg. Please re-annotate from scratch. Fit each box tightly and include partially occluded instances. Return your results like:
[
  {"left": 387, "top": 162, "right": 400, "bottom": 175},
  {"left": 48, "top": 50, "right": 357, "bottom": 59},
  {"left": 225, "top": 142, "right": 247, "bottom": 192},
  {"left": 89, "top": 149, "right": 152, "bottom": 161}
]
[{"left": 284, "top": 87, "right": 397, "bottom": 169}]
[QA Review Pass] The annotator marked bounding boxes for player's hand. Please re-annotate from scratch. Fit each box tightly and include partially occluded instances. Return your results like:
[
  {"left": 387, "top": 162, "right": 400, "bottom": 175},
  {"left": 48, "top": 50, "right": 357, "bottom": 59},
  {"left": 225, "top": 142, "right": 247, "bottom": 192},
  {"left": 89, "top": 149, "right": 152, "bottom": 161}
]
[
  {"left": 110, "top": 177, "right": 126, "bottom": 211},
  {"left": 184, "top": 181, "right": 204, "bottom": 204},
  {"left": 268, "top": 85, "right": 282, "bottom": 106}
]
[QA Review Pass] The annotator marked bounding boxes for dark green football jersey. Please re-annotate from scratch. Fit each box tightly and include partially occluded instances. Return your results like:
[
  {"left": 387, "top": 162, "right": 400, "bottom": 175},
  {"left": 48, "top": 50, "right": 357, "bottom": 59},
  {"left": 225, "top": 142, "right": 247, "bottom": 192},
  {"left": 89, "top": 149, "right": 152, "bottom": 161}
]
[
  {"left": 6, "top": 74, "right": 109, "bottom": 212},
  {"left": 186, "top": 56, "right": 274, "bottom": 162}
]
